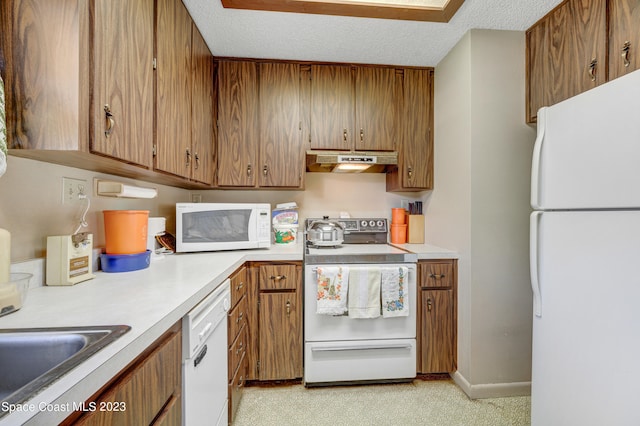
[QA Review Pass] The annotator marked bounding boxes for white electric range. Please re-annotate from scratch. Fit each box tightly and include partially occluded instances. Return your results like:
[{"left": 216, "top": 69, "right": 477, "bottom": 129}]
[{"left": 303, "top": 217, "right": 417, "bottom": 386}]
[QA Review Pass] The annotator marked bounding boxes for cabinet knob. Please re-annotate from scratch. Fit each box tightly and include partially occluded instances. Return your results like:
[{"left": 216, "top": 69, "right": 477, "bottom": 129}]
[
  {"left": 343, "top": 129, "right": 348, "bottom": 144},
  {"left": 104, "top": 105, "right": 115, "bottom": 138},
  {"left": 588, "top": 58, "right": 597, "bottom": 82},
  {"left": 247, "top": 164, "right": 252, "bottom": 177},
  {"left": 236, "top": 312, "right": 243, "bottom": 323},
  {"left": 427, "top": 298, "right": 433, "bottom": 312},
  {"left": 286, "top": 300, "right": 291, "bottom": 317},
  {"left": 185, "top": 148, "right": 191, "bottom": 166},
  {"left": 263, "top": 165, "right": 268, "bottom": 176},
  {"left": 360, "top": 128, "right": 364, "bottom": 143},
  {"left": 407, "top": 167, "right": 413, "bottom": 179},
  {"left": 194, "top": 153, "right": 200, "bottom": 170},
  {"left": 622, "top": 41, "right": 631, "bottom": 68},
  {"left": 270, "top": 275, "right": 286, "bottom": 281},
  {"left": 236, "top": 281, "right": 244, "bottom": 291}
]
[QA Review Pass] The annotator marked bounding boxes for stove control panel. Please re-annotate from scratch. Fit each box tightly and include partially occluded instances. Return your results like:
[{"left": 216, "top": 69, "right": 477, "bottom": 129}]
[{"left": 338, "top": 218, "right": 387, "bottom": 233}]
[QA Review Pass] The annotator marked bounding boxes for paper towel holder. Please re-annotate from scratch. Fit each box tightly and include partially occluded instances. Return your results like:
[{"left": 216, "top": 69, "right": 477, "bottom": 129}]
[{"left": 95, "top": 179, "right": 158, "bottom": 199}]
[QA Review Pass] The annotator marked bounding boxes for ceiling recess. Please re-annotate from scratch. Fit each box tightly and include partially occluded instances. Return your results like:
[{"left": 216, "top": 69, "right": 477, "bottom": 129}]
[{"left": 220, "top": 0, "right": 466, "bottom": 22}]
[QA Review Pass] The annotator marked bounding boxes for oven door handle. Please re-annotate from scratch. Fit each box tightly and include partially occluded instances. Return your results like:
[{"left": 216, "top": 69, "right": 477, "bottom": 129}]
[{"left": 311, "top": 344, "right": 412, "bottom": 352}]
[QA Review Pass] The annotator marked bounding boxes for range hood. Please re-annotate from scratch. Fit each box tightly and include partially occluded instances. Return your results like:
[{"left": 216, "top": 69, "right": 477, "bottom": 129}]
[{"left": 306, "top": 151, "right": 398, "bottom": 173}]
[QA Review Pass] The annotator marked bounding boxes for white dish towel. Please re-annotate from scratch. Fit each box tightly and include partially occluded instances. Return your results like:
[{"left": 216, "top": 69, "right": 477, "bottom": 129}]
[
  {"left": 316, "top": 266, "right": 349, "bottom": 315},
  {"left": 0, "top": 74, "right": 7, "bottom": 178},
  {"left": 348, "top": 267, "right": 381, "bottom": 319},
  {"left": 381, "top": 266, "right": 409, "bottom": 318}
]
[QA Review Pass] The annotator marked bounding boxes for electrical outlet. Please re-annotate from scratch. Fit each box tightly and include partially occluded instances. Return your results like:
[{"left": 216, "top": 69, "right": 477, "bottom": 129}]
[
  {"left": 62, "top": 177, "right": 88, "bottom": 204},
  {"left": 191, "top": 193, "right": 202, "bottom": 203}
]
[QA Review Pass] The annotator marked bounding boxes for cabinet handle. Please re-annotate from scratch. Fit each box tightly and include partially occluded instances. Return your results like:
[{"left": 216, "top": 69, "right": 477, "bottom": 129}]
[
  {"left": 236, "top": 281, "right": 244, "bottom": 291},
  {"left": 286, "top": 300, "right": 291, "bottom": 317},
  {"left": 247, "top": 164, "right": 252, "bottom": 177},
  {"left": 588, "top": 58, "right": 597, "bottom": 82},
  {"left": 185, "top": 148, "right": 191, "bottom": 166},
  {"left": 427, "top": 298, "right": 433, "bottom": 312},
  {"left": 360, "top": 128, "right": 364, "bottom": 143},
  {"left": 343, "top": 129, "right": 348, "bottom": 144},
  {"left": 429, "top": 273, "right": 445, "bottom": 279},
  {"left": 236, "top": 340, "right": 244, "bottom": 354},
  {"left": 270, "top": 275, "right": 286, "bottom": 281},
  {"left": 104, "top": 105, "right": 114, "bottom": 138},
  {"left": 622, "top": 41, "right": 631, "bottom": 68},
  {"left": 407, "top": 167, "right": 413, "bottom": 179},
  {"left": 263, "top": 165, "right": 268, "bottom": 176},
  {"left": 194, "top": 153, "right": 200, "bottom": 170},
  {"left": 236, "top": 312, "right": 243, "bottom": 323}
]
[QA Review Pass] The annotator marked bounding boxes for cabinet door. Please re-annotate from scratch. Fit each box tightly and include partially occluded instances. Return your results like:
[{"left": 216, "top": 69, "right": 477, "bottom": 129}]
[
  {"left": 401, "top": 68, "right": 432, "bottom": 189},
  {"left": 548, "top": 0, "right": 607, "bottom": 104},
  {"left": 217, "top": 61, "right": 259, "bottom": 187},
  {"left": 259, "top": 292, "right": 302, "bottom": 380},
  {"left": 420, "top": 290, "right": 455, "bottom": 373},
  {"left": 354, "top": 67, "right": 396, "bottom": 151},
  {"left": 154, "top": 0, "right": 192, "bottom": 178},
  {"left": 310, "top": 65, "right": 353, "bottom": 150},
  {"left": 609, "top": 0, "right": 640, "bottom": 80},
  {"left": 93, "top": 0, "right": 154, "bottom": 167},
  {"left": 259, "top": 63, "right": 303, "bottom": 187},
  {"left": 190, "top": 24, "right": 215, "bottom": 185},
  {"left": 526, "top": 18, "right": 550, "bottom": 123}
]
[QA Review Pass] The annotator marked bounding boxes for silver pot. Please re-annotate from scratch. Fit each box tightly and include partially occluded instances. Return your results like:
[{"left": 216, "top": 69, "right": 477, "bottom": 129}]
[{"left": 306, "top": 217, "right": 344, "bottom": 247}]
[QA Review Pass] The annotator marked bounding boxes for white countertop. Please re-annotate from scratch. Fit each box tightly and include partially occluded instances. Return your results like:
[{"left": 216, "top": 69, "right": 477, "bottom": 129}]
[{"left": 0, "top": 241, "right": 455, "bottom": 425}]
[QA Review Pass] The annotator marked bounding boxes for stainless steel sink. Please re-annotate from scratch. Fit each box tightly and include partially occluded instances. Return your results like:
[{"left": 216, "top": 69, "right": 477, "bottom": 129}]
[{"left": 0, "top": 325, "right": 130, "bottom": 417}]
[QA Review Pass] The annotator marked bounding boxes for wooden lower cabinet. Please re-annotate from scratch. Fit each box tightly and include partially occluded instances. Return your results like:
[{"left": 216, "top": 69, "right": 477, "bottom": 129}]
[
  {"left": 258, "top": 291, "right": 302, "bottom": 380},
  {"left": 417, "top": 260, "right": 457, "bottom": 374},
  {"left": 66, "top": 323, "right": 182, "bottom": 426},
  {"left": 228, "top": 266, "right": 248, "bottom": 424},
  {"left": 246, "top": 262, "right": 303, "bottom": 382}
]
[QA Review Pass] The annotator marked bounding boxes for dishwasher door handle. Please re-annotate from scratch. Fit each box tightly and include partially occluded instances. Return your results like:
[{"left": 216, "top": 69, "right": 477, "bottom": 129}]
[
  {"left": 311, "top": 344, "right": 412, "bottom": 352},
  {"left": 193, "top": 344, "right": 208, "bottom": 368}
]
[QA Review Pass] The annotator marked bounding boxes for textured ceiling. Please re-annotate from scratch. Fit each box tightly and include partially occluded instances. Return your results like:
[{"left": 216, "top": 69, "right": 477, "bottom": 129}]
[{"left": 183, "top": 0, "right": 563, "bottom": 67}]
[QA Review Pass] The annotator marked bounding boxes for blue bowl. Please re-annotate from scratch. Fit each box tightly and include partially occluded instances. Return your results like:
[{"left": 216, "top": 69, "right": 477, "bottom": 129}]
[{"left": 100, "top": 250, "right": 151, "bottom": 273}]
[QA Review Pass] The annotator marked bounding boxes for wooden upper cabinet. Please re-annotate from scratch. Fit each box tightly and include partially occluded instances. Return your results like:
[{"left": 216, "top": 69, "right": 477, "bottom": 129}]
[
  {"left": 526, "top": 18, "right": 550, "bottom": 123},
  {"left": 526, "top": 0, "right": 610, "bottom": 123},
  {"left": 354, "top": 67, "right": 397, "bottom": 151},
  {"left": 259, "top": 63, "right": 303, "bottom": 188},
  {"left": 190, "top": 25, "right": 215, "bottom": 185},
  {"left": 401, "top": 68, "right": 432, "bottom": 190},
  {"left": 609, "top": 0, "right": 640, "bottom": 80},
  {"left": 310, "top": 65, "right": 354, "bottom": 150},
  {"left": 92, "top": 0, "right": 154, "bottom": 168},
  {"left": 217, "top": 61, "right": 259, "bottom": 187},
  {"left": 154, "top": 0, "right": 192, "bottom": 178}
]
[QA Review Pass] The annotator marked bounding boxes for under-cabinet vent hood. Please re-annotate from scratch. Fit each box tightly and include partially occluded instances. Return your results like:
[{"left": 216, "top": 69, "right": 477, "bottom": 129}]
[{"left": 306, "top": 151, "right": 398, "bottom": 173}]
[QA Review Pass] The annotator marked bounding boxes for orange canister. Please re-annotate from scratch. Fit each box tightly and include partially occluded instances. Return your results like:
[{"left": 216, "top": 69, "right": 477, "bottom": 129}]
[
  {"left": 390, "top": 224, "right": 407, "bottom": 244},
  {"left": 391, "top": 208, "right": 406, "bottom": 224},
  {"left": 103, "top": 210, "right": 149, "bottom": 254}
]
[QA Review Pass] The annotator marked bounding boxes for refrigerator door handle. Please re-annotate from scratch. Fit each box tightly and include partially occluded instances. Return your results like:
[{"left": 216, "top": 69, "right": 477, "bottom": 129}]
[
  {"left": 530, "top": 211, "right": 542, "bottom": 317},
  {"left": 530, "top": 107, "right": 546, "bottom": 210}
]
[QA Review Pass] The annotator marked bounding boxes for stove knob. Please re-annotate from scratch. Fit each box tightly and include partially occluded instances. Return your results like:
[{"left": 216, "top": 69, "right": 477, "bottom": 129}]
[
  {"left": 376, "top": 220, "right": 384, "bottom": 227},
  {"left": 361, "top": 220, "right": 368, "bottom": 228},
  {"left": 368, "top": 220, "right": 376, "bottom": 227}
]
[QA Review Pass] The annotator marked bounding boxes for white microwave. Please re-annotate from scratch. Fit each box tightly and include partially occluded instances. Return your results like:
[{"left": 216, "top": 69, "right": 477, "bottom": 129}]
[{"left": 176, "top": 203, "right": 271, "bottom": 252}]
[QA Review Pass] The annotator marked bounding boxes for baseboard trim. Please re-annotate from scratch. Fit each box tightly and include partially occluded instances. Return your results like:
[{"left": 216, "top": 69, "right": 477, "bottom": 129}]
[{"left": 451, "top": 371, "right": 531, "bottom": 399}]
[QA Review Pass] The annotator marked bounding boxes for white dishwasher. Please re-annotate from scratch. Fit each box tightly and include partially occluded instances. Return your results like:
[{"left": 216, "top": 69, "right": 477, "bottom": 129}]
[{"left": 183, "top": 279, "right": 230, "bottom": 426}]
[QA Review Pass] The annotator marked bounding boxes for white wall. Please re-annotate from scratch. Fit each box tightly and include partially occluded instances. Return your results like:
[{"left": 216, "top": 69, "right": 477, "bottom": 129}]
[
  {"left": 426, "top": 29, "right": 535, "bottom": 397},
  {"left": 0, "top": 156, "right": 189, "bottom": 261}
]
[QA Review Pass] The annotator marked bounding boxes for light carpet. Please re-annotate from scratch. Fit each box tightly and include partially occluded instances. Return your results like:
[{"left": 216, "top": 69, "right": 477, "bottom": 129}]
[{"left": 232, "top": 379, "right": 530, "bottom": 426}]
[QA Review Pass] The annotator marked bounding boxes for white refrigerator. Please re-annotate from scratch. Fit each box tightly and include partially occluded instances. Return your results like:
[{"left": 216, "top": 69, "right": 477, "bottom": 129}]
[{"left": 530, "top": 69, "right": 640, "bottom": 426}]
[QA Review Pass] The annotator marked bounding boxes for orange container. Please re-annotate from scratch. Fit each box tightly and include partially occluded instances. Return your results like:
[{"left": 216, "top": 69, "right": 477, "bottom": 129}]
[
  {"left": 390, "top": 224, "right": 407, "bottom": 244},
  {"left": 391, "top": 208, "right": 406, "bottom": 224},
  {"left": 103, "top": 210, "right": 149, "bottom": 254}
]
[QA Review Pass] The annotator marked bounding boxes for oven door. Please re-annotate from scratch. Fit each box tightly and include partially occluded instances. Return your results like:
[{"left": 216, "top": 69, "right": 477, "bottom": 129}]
[{"left": 304, "top": 263, "right": 417, "bottom": 341}]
